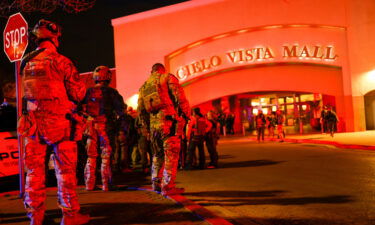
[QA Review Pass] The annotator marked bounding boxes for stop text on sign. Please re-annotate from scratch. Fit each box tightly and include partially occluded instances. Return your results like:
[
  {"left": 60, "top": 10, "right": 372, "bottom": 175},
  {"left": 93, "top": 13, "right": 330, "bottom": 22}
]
[
  {"left": 3, "top": 13, "right": 29, "bottom": 62},
  {"left": 4, "top": 27, "right": 27, "bottom": 49}
]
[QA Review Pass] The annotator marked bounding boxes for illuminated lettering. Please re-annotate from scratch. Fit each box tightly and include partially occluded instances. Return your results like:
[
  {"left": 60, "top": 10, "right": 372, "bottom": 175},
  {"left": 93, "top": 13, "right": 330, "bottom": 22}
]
[
  {"left": 178, "top": 55, "right": 223, "bottom": 80},
  {"left": 312, "top": 45, "right": 324, "bottom": 58},
  {"left": 210, "top": 55, "right": 221, "bottom": 66},
  {"left": 238, "top": 50, "right": 245, "bottom": 62},
  {"left": 324, "top": 46, "right": 337, "bottom": 60},
  {"left": 201, "top": 59, "right": 210, "bottom": 70},
  {"left": 191, "top": 61, "right": 202, "bottom": 74},
  {"left": 300, "top": 46, "right": 310, "bottom": 57},
  {"left": 264, "top": 48, "right": 274, "bottom": 59},
  {"left": 255, "top": 48, "right": 262, "bottom": 59},
  {"left": 184, "top": 65, "right": 192, "bottom": 76},
  {"left": 283, "top": 45, "right": 298, "bottom": 57},
  {"left": 177, "top": 67, "right": 188, "bottom": 80},
  {"left": 245, "top": 50, "right": 253, "bottom": 61},
  {"left": 174, "top": 44, "right": 338, "bottom": 82},
  {"left": 226, "top": 47, "right": 273, "bottom": 63},
  {"left": 226, "top": 52, "right": 236, "bottom": 63}
]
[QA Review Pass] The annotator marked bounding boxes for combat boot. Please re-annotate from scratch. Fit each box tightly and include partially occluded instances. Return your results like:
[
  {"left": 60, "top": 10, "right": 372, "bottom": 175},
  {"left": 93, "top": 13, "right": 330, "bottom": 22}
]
[
  {"left": 30, "top": 217, "right": 43, "bottom": 225},
  {"left": 29, "top": 212, "right": 44, "bottom": 225},
  {"left": 152, "top": 182, "right": 161, "bottom": 193},
  {"left": 61, "top": 213, "right": 90, "bottom": 225}
]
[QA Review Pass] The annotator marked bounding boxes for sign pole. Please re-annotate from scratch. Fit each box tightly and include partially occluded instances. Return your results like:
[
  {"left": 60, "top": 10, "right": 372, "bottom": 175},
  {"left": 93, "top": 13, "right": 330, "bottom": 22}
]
[
  {"left": 15, "top": 60, "right": 25, "bottom": 198},
  {"left": 3, "top": 12, "right": 29, "bottom": 198}
]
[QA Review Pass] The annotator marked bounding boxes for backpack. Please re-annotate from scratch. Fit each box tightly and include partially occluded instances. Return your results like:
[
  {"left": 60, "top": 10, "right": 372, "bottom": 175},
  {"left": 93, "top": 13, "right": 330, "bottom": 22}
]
[{"left": 141, "top": 73, "right": 169, "bottom": 113}]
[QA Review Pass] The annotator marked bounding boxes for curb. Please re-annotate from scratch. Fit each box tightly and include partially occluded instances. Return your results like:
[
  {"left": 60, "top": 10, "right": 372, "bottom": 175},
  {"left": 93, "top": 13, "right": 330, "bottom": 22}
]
[{"left": 248, "top": 137, "right": 375, "bottom": 150}]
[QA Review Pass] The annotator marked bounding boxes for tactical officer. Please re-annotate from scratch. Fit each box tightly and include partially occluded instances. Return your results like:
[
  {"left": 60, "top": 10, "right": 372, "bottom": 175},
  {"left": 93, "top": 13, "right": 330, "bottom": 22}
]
[
  {"left": 18, "top": 19, "right": 89, "bottom": 225},
  {"left": 135, "top": 115, "right": 152, "bottom": 173},
  {"left": 81, "top": 66, "right": 126, "bottom": 191},
  {"left": 115, "top": 105, "right": 136, "bottom": 172},
  {"left": 138, "top": 63, "right": 190, "bottom": 196}
]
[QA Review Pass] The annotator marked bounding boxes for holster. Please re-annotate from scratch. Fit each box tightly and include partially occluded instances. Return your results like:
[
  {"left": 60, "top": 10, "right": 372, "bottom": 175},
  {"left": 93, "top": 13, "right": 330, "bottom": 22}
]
[
  {"left": 165, "top": 115, "right": 177, "bottom": 137},
  {"left": 68, "top": 112, "right": 86, "bottom": 141},
  {"left": 17, "top": 112, "right": 37, "bottom": 137}
]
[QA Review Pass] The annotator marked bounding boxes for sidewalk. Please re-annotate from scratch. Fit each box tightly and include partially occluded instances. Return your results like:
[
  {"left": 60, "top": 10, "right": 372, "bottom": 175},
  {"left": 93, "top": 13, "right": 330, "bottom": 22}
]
[{"left": 220, "top": 131, "right": 375, "bottom": 150}]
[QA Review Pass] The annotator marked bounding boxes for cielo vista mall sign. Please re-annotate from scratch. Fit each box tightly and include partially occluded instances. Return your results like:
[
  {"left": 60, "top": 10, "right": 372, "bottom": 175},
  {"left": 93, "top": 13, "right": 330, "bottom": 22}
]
[{"left": 166, "top": 24, "right": 344, "bottom": 85}]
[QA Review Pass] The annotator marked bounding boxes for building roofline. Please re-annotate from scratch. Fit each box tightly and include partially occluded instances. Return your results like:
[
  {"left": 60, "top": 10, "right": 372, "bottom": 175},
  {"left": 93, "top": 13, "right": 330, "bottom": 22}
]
[{"left": 111, "top": 0, "right": 224, "bottom": 26}]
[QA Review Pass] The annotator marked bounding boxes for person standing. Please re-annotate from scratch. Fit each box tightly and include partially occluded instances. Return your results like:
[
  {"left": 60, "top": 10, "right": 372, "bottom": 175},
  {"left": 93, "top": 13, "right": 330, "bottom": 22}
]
[
  {"left": 135, "top": 115, "right": 152, "bottom": 173},
  {"left": 138, "top": 63, "right": 190, "bottom": 196},
  {"left": 320, "top": 106, "right": 328, "bottom": 134},
  {"left": 205, "top": 111, "right": 219, "bottom": 169},
  {"left": 267, "top": 112, "right": 277, "bottom": 138},
  {"left": 186, "top": 108, "right": 212, "bottom": 170},
  {"left": 226, "top": 113, "right": 235, "bottom": 135},
  {"left": 326, "top": 106, "right": 339, "bottom": 137},
  {"left": 255, "top": 110, "right": 266, "bottom": 143},
  {"left": 82, "top": 66, "right": 126, "bottom": 191},
  {"left": 18, "top": 19, "right": 89, "bottom": 225},
  {"left": 276, "top": 109, "right": 285, "bottom": 142}
]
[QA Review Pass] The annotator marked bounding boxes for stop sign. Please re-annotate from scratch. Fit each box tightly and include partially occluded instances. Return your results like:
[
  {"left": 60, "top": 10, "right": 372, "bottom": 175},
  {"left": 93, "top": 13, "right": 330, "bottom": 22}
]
[{"left": 3, "top": 13, "right": 28, "bottom": 62}]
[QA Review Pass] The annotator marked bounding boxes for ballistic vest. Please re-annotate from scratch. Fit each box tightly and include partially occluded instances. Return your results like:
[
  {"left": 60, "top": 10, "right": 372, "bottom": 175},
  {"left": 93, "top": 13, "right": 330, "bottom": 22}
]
[
  {"left": 22, "top": 49, "right": 68, "bottom": 101},
  {"left": 141, "top": 72, "right": 173, "bottom": 113}
]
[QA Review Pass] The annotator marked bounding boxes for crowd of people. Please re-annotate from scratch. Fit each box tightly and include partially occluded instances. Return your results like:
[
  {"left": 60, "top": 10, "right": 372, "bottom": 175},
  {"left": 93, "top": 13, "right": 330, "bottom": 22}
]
[
  {"left": 16, "top": 19, "right": 223, "bottom": 225},
  {"left": 255, "top": 109, "right": 285, "bottom": 143},
  {"left": 254, "top": 105, "right": 339, "bottom": 142}
]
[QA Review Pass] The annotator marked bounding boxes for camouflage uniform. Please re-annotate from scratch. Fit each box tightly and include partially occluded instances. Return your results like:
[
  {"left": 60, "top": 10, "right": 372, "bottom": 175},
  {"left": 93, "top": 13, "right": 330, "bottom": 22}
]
[
  {"left": 115, "top": 112, "right": 137, "bottom": 171},
  {"left": 138, "top": 65, "right": 190, "bottom": 194},
  {"left": 18, "top": 28, "right": 86, "bottom": 224},
  {"left": 135, "top": 116, "right": 152, "bottom": 172},
  {"left": 81, "top": 66, "right": 125, "bottom": 191}
]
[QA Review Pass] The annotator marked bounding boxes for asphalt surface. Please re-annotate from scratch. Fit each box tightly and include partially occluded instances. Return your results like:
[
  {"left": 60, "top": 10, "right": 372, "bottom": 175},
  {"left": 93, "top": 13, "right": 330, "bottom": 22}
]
[{"left": 177, "top": 138, "right": 375, "bottom": 225}]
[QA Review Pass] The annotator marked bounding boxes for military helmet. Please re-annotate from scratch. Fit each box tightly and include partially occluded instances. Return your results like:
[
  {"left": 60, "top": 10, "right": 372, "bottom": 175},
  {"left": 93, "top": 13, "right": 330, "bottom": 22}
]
[
  {"left": 92, "top": 66, "right": 112, "bottom": 82},
  {"left": 32, "top": 19, "right": 61, "bottom": 45}
]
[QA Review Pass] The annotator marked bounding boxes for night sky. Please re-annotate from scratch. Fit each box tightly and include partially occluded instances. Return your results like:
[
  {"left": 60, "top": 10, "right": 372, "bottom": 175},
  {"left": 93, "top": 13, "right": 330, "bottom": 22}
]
[{"left": 0, "top": 0, "right": 188, "bottom": 98}]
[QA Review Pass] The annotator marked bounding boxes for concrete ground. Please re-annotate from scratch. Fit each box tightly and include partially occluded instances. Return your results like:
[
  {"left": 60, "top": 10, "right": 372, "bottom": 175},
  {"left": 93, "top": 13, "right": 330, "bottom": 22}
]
[{"left": 283, "top": 130, "right": 375, "bottom": 146}]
